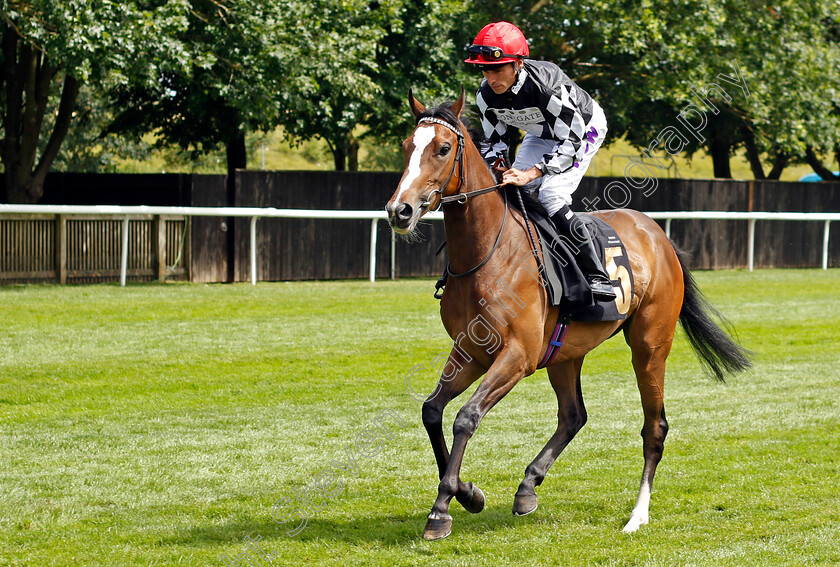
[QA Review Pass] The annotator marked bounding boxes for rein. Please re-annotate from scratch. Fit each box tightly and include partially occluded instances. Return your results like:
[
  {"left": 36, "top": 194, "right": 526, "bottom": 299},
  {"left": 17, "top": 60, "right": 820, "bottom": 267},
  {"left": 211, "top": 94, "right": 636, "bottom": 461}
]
[
  {"left": 447, "top": 189, "right": 509, "bottom": 278},
  {"left": 413, "top": 115, "right": 536, "bottom": 296}
]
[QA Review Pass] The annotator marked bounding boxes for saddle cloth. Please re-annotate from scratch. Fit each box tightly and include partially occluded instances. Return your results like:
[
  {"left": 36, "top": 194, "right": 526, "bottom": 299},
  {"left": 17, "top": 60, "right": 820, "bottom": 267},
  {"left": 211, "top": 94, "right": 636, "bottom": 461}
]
[{"left": 508, "top": 188, "right": 634, "bottom": 323}]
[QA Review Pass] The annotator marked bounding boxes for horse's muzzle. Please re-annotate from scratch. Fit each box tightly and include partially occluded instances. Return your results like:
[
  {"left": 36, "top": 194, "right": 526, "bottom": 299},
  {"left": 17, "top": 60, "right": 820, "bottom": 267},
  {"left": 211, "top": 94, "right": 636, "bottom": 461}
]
[{"left": 386, "top": 202, "right": 415, "bottom": 232}]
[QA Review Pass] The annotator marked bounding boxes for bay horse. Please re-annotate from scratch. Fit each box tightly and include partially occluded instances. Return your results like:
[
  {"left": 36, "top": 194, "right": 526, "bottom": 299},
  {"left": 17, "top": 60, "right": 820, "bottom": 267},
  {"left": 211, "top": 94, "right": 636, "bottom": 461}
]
[{"left": 385, "top": 90, "right": 750, "bottom": 540}]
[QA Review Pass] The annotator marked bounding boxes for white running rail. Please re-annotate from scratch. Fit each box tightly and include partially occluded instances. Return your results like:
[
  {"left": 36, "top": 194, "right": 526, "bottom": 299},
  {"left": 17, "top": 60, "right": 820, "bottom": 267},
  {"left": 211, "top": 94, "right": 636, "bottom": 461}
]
[{"left": 1, "top": 205, "right": 837, "bottom": 285}]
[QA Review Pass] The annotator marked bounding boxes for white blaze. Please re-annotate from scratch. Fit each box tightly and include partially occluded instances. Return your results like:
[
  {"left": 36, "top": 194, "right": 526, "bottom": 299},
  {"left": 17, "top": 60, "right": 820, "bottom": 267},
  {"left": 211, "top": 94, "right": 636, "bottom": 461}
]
[{"left": 395, "top": 126, "right": 435, "bottom": 201}]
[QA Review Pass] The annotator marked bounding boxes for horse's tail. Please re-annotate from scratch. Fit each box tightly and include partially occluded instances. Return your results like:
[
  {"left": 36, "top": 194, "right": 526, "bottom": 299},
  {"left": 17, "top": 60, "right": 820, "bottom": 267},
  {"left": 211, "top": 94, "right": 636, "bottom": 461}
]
[{"left": 674, "top": 246, "right": 752, "bottom": 381}]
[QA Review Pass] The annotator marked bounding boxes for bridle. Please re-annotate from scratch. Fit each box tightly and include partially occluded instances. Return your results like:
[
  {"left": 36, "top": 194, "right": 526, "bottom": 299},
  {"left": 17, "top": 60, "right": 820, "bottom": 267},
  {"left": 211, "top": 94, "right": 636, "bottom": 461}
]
[
  {"left": 416, "top": 117, "right": 503, "bottom": 212},
  {"left": 411, "top": 114, "right": 544, "bottom": 296},
  {"left": 414, "top": 116, "right": 510, "bottom": 284}
]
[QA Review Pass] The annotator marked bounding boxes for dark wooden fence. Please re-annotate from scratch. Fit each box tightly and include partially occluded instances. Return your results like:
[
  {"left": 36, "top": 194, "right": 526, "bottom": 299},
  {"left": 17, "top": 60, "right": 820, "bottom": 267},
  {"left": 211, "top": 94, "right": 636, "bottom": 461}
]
[
  {"left": 1, "top": 172, "right": 839, "bottom": 285},
  {"left": 1, "top": 173, "right": 206, "bottom": 284},
  {"left": 0, "top": 213, "right": 188, "bottom": 284},
  {"left": 577, "top": 177, "right": 840, "bottom": 269},
  {"left": 230, "top": 171, "right": 445, "bottom": 281}
]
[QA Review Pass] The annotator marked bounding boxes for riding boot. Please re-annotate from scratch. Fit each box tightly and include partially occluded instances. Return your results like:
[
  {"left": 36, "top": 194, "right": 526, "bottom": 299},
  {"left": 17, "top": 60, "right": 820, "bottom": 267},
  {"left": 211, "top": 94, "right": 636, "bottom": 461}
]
[{"left": 549, "top": 205, "right": 617, "bottom": 301}]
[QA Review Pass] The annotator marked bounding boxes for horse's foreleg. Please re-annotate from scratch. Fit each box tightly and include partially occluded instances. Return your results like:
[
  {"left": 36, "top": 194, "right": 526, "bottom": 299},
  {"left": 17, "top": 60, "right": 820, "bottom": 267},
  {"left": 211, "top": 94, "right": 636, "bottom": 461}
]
[
  {"left": 423, "top": 350, "right": 529, "bottom": 540},
  {"left": 513, "top": 358, "right": 587, "bottom": 516},
  {"left": 623, "top": 323, "right": 673, "bottom": 533},
  {"left": 421, "top": 355, "right": 485, "bottom": 525}
]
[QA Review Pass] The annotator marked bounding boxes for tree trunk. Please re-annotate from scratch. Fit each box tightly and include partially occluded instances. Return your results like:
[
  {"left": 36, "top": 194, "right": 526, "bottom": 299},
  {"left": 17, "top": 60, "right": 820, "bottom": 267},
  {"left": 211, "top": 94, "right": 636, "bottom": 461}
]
[
  {"left": 226, "top": 128, "right": 247, "bottom": 175},
  {"left": 332, "top": 144, "right": 347, "bottom": 171},
  {"left": 32, "top": 75, "right": 79, "bottom": 190},
  {"left": 709, "top": 138, "right": 732, "bottom": 178},
  {"left": 330, "top": 133, "right": 360, "bottom": 171},
  {"left": 766, "top": 152, "right": 788, "bottom": 180},
  {"left": 742, "top": 127, "right": 765, "bottom": 179},
  {"left": 225, "top": 127, "right": 247, "bottom": 282},
  {"left": 347, "top": 136, "right": 360, "bottom": 172},
  {"left": 2, "top": 27, "right": 79, "bottom": 203},
  {"left": 804, "top": 147, "right": 840, "bottom": 180}
]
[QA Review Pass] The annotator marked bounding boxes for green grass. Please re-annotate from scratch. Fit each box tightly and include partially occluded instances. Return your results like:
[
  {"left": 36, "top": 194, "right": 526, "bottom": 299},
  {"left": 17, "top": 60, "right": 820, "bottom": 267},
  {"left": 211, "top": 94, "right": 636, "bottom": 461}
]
[{"left": 1, "top": 271, "right": 839, "bottom": 566}]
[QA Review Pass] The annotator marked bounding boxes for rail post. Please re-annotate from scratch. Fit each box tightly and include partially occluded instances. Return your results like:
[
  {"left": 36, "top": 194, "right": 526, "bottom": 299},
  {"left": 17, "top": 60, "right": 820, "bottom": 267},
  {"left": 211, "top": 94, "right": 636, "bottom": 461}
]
[
  {"left": 369, "top": 218, "right": 378, "bottom": 282},
  {"left": 250, "top": 216, "right": 258, "bottom": 285},
  {"left": 823, "top": 220, "right": 831, "bottom": 270},
  {"left": 154, "top": 215, "right": 167, "bottom": 281},
  {"left": 747, "top": 218, "right": 756, "bottom": 272},
  {"left": 120, "top": 216, "right": 130, "bottom": 286},
  {"left": 390, "top": 230, "right": 396, "bottom": 280},
  {"left": 55, "top": 214, "right": 67, "bottom": 284}
]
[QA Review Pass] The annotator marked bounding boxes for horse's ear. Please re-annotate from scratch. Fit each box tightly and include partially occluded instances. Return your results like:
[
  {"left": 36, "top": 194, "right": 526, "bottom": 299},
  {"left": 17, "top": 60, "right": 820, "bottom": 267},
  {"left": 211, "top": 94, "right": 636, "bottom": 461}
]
[
  {"left": 408, "top": 89, "right": 426, "bottom": 119},
  {"left": 450, "top": 87, "right": 466, "bottom": 119}
]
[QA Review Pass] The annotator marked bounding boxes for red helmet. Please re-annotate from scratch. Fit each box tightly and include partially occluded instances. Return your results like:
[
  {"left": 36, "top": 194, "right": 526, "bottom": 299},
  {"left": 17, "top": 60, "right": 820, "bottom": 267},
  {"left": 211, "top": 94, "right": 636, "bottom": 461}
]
[{"left": 465, "top": 21, "right": 529, "bottom": 66}]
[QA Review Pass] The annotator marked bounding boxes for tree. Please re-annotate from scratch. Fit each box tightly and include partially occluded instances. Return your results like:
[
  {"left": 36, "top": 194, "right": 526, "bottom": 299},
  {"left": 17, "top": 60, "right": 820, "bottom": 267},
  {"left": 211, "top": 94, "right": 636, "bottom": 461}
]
[
  {"left": 274, "top": 0, "right": 390, "bottom": 171},
  {"left": 273, "top": 0, "right": 462, "bottom": 171},
  {"left": 106, "top": 0, "right": 293, "bottom": 184},
  {"left": 1, "top": 0, "right": 190, "bottom": 202},
  {"left": 362, "top": 0, "right": 467, "bottom": 163},
  {"left": 718, "top": 2, "right": 840, "bottom": 180},
  {"left": 560, "top": 0, "right": 756, "bottom": 179},
  {"left": 48, "top": 83, "right": 155, "bottom": 173},
  {"left": 107, "top": 0, "right": 447, "bottom": 173},
  {"left": 584, "top": 0, "right": 840, "bottom": 180}
]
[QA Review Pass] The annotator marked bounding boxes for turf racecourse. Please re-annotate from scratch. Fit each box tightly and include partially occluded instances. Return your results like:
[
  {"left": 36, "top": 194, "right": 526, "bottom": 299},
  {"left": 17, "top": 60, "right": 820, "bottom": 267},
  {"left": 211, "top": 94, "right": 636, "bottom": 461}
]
[{"left": 1, "top": 270, "right": 838, "bottom": 567}]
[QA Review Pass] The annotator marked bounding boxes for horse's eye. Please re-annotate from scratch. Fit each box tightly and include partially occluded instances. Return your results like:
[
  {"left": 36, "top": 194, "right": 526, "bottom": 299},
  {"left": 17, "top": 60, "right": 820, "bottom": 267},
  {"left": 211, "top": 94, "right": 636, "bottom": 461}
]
[{"left": 439, "top": 144, "right": 451, "bottom": 156}]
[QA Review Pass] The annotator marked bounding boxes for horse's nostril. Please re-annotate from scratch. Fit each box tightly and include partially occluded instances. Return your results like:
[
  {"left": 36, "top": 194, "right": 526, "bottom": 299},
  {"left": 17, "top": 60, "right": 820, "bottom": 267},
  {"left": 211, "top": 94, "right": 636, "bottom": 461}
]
[{"left": 396, "top": 203, "right": 413, "bottom": 221}]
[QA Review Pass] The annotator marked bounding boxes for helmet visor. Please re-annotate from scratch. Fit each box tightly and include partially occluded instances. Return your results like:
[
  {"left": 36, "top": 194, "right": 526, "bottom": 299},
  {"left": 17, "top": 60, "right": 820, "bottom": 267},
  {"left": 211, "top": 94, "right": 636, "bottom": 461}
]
[{"left": 466, "top": 44, "right": 522, "bottom": 63}]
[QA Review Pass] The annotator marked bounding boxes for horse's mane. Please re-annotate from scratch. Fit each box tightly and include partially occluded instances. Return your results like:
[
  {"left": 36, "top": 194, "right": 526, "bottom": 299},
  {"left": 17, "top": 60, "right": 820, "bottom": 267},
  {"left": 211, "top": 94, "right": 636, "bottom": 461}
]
[{"left": 416, "top": 100, "right": 485, "bottom": 147}]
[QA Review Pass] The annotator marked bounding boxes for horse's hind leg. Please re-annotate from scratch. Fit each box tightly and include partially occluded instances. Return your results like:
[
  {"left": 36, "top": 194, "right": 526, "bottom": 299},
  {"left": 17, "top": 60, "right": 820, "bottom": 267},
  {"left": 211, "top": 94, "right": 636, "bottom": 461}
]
[
  {"left": 622, "top": 309, "right": 677, "bottom": 533},
  {"left": 513, "top": 358, "right": 587, "bottom": 516}
]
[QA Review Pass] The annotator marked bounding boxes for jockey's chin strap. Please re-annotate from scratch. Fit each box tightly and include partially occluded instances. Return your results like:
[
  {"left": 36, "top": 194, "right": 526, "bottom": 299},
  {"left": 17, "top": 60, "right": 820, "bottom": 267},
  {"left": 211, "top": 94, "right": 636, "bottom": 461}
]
[{"left": 417, "top": 117, "right": 504, "bottom": 211}]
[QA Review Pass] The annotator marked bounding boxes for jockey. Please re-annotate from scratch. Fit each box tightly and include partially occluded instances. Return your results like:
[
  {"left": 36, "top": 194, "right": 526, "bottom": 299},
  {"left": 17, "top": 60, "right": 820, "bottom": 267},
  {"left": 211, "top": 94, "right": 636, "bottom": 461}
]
[{"left": 465, "top": 21, "right": 616, "bottom": 301}]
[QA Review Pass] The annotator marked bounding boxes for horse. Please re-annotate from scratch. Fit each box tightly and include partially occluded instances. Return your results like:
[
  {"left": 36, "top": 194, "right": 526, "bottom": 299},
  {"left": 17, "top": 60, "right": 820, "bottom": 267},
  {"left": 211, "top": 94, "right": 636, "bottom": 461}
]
[{"left": 385, "top": 90, "right": 751, "bottom": 540}]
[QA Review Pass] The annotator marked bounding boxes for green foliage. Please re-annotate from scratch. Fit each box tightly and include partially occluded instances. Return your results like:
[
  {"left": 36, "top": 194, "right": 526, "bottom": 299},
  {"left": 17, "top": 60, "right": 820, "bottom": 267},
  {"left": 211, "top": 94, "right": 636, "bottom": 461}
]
[
  {"left": 737, "top": 4, "right": 840, "bottom": 162},
  {"left": 2, "top": 0, "right": 191, "bottom": 84},
  {"left": 1, "top": 0, "right": 192, "bottom": 200},
  {"left": 104, "top": 0, "right": 469, "bottom": 172},
  {"left": 106, "top": 0, "right": 291, "bottom": 167},
  {"left": 49, "top": 84, "right": 154, "bottom": 173},
  {"left": 5, "top": 0, "right": 839, "bottom": 181},
  {"left": 278, "top": 0, "right": 468, "bottom": 170},
  {"left": 365, "top": 0, "right": 469, "bottom": 144}
]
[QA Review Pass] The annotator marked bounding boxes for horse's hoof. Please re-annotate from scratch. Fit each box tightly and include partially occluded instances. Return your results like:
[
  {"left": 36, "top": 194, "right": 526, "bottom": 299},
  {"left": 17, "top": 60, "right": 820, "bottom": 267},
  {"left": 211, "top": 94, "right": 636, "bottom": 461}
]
[
  {"left": 622, "top": 512, "right": 649, "bottom": 534},
  {"left": 512, "top": 491, "right": 538, "bottom": 516},
  {"left": 456, "top": 482, "right": 485, "bottom": 514},
  {"left": 422, "top": 513, "right": 453, "bottom": 540}
]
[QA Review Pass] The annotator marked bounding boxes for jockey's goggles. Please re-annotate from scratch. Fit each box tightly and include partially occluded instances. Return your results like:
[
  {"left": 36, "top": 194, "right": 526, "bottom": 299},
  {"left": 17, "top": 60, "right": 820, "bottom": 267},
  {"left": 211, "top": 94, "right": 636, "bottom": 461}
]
[{"left": 466, "top": 44, "right": 522, "bottom": 62}]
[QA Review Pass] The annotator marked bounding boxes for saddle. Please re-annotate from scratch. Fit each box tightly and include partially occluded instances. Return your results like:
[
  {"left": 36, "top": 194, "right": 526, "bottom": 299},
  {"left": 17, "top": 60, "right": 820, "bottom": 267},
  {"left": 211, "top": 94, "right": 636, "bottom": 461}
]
[{"left": 509, "top": 188, "right": 633, "bottom": 322}]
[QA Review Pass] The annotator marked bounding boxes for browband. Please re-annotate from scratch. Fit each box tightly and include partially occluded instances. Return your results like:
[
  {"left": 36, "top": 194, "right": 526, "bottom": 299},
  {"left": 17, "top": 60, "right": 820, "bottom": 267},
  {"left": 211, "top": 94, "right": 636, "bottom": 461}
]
[{"left": 417, "top": 117, "right": 464, "bottom": 138}]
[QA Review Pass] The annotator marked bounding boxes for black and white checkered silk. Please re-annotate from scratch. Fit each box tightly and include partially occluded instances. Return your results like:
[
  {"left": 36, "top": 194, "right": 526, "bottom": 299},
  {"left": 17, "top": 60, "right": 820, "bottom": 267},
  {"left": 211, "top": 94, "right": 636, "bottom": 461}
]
[{"left": 476, "top": 60, "right": 596, "bottom": 175}]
